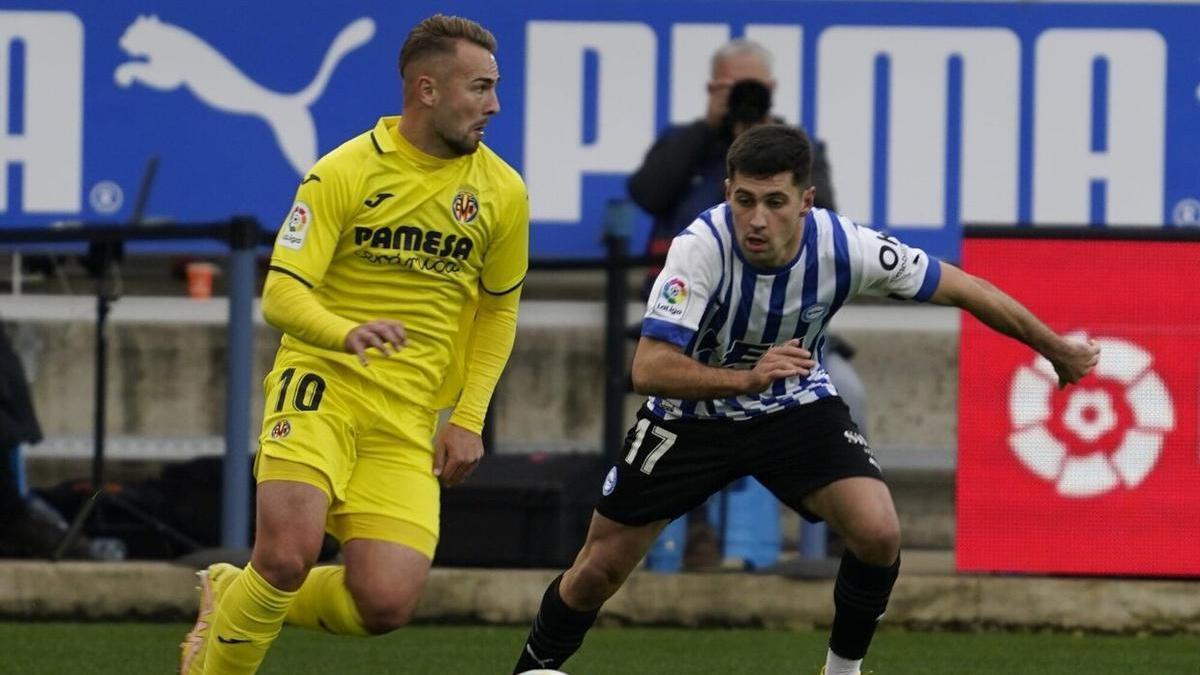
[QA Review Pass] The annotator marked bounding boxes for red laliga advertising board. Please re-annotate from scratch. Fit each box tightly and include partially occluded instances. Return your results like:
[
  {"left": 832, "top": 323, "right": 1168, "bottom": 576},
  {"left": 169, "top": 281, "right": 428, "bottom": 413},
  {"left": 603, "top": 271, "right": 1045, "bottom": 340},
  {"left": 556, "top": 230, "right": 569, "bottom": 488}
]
[{"left": 957, "top": 232, "right": 1200, "bottom": 576}]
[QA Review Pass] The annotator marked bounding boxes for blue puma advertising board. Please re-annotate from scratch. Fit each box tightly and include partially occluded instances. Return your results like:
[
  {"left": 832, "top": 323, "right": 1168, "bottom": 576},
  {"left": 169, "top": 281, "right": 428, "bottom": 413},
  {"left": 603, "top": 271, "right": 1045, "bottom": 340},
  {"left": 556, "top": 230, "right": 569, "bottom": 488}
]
[{"left": 3, "top": 2, "right": 1199, "bottom": 259}]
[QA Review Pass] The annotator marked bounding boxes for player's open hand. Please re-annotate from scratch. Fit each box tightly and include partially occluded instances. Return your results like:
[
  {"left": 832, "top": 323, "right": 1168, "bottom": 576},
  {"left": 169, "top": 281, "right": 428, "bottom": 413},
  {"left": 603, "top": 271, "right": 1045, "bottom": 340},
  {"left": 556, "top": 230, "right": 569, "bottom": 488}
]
[
  {"left": 745, "top": 339, "right": 816, "bottom": 393},
  {"left": 1051, "top": 338, "right": 1101, "bottom": 389},
  {"left": 434, "top": 422, "right": 484, "bottom": 487},
  {"left": 344, "top": 319, "right": 407, "bottom": 366}
]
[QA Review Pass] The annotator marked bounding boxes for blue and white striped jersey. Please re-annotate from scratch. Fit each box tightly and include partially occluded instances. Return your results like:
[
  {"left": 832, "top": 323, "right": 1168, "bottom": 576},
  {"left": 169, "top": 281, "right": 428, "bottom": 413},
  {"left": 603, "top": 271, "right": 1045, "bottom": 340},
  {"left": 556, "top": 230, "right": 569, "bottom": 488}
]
[{"left": 641, "top": 205, "right": 942, "bottom": 421}]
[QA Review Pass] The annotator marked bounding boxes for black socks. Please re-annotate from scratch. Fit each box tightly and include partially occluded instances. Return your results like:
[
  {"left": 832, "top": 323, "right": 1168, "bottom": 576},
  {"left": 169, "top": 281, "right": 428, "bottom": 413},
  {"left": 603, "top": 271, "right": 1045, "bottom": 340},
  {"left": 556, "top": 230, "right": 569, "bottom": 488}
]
[
  {"left": 829, "top": 550, "right": 901, "bottom": 660},
  {"left": 513, "top": 574, "right": 600, "bottom": 674}
]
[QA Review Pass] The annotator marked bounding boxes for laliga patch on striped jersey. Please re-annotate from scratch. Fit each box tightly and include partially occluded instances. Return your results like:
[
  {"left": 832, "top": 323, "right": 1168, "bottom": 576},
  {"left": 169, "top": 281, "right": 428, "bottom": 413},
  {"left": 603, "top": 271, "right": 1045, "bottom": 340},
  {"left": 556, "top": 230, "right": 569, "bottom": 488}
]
[
  {"left": 653, "top": 276, "right": 689, "bottom": 317},
  {"left": 279, "top": 201, "right": 312, "bottom": 250}
]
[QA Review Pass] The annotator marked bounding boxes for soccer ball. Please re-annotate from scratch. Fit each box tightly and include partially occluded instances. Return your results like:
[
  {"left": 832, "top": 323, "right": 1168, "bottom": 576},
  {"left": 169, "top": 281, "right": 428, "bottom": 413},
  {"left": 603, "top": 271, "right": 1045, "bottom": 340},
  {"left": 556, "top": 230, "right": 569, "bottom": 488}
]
[{"left": 516, "top": 671, "right": 569, "bottom": 675}]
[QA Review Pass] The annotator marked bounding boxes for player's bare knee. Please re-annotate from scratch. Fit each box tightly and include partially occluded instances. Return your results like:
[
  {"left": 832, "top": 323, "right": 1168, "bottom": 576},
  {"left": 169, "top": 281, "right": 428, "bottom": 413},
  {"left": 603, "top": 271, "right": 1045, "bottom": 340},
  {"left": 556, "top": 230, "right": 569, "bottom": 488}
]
[
  {"left": 569, "top": 555, "right": 629, "bottom": 605},
  {"left": 249, "top": 535, "right": 319, "bottom": 588},
  {"left": 251, "top": 548, "right": 315, "bottom": 591},
  {"left": 353, "top": 590, "right": 420, "bottom": 635},
  {"left": 847, "top": 519, "right": 901, "bottom": 566},
  {"left": 358, "top": 602, "right": 416, "bottom": 635},
  {"left": 346, "top": 573, "right": 423, "bottom": 635}
]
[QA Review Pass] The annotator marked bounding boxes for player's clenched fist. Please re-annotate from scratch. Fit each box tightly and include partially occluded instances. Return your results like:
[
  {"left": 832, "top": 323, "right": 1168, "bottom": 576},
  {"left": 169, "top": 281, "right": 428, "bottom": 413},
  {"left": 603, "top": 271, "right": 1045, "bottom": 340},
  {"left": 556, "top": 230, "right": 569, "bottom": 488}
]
[
  {"left": 344, "top": 319, "right": 408, "bottom": 365},
  {"left": 1050, "top": 338, "right": 1101, "bottom": 389},
  {"left": 744, "top": 338, "right": 816, "bottom": 393}
]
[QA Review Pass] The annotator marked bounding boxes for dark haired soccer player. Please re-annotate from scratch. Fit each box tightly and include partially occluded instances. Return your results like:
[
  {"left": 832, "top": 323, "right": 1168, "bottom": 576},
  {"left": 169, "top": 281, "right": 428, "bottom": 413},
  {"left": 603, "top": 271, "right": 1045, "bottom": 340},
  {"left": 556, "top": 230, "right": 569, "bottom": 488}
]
[
  {"left": 513, "top": 124, "right": 1097, "bottom": 675},
  {"left": 180, "top": 14, "right": 528, "bottom": 675}
]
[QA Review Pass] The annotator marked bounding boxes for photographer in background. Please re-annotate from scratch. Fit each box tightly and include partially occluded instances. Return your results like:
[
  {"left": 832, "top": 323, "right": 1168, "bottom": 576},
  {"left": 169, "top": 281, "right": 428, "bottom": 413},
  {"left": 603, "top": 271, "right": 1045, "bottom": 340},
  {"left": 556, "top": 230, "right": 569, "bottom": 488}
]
[
  {"left": 0, "top": 323, "right": 47, "bottom": 556},
  {"left": 0, "top": 322, "right": 105, "bottom": 560},
  {"left": 626, "top": 38, "right": 853, "bottom": 571},
  {"left": 628, "top": 38, "right": 837, "bottom": 295}
]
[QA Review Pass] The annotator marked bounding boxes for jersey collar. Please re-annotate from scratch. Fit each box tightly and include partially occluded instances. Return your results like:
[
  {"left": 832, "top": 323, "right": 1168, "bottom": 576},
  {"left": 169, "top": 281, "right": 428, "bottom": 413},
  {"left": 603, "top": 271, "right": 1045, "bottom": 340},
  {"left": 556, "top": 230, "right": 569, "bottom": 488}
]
[{"left": 372, "top": 116, "right": 456, "bottom": 170}]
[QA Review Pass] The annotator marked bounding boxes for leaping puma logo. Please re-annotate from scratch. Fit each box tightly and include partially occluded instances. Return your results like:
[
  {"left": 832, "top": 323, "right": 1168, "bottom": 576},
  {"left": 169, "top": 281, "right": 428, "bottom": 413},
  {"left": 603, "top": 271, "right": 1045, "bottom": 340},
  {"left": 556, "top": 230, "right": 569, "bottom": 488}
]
[{"left": 114, "top": 15, "right": 375, "bottom": 175}]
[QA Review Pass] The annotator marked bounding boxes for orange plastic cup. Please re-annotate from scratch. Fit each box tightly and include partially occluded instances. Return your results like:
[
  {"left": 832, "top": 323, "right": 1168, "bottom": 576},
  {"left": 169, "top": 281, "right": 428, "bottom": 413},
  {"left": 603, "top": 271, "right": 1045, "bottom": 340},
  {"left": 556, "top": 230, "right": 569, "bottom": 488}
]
[{"left": 185, "top": 262, "right": 217, "bottom": 299}]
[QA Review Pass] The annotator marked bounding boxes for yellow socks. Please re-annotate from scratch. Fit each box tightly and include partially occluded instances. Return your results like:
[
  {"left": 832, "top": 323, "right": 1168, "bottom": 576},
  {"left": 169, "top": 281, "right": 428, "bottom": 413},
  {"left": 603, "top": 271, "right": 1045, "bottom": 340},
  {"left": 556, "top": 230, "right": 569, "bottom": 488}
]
[
  {"left": 201, "top": 563, "right": 370, "bottom": 673},
  {"left": 285, "top": 565, "right": 370, "bottom": 636},
  {"left": 203, "top": 562, "right": 297, "bottom": 674}
]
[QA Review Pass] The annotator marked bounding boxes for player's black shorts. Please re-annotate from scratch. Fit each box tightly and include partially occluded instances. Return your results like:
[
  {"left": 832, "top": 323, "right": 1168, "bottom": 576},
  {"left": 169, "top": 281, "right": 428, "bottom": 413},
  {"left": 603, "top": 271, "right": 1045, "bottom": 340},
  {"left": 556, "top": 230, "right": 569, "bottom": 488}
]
[{"left": 595, "top": 396, "right": 883, "bottom": 525}]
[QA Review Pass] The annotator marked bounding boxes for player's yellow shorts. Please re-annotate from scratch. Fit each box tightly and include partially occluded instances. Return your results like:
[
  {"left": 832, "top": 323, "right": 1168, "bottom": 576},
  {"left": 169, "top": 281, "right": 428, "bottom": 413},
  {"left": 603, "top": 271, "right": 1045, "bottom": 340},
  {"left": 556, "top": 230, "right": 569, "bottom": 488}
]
[{"left": 255, "top": 348, "right": 440, "bottom": 559}]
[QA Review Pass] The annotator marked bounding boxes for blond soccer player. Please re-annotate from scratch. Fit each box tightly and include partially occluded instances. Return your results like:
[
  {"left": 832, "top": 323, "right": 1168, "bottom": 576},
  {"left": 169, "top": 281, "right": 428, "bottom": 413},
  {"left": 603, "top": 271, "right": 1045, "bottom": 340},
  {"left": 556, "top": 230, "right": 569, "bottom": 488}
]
[{"left": 179, "top": 14, "right": 528, "bottom": 674}]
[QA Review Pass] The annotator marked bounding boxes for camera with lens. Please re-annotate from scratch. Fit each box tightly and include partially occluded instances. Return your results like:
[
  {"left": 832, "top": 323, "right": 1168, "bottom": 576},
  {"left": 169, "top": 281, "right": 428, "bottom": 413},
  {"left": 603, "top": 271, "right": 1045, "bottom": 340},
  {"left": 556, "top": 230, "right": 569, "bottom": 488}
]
[{"left": 725, "top": 79, "right": 773, "bottom": 128}]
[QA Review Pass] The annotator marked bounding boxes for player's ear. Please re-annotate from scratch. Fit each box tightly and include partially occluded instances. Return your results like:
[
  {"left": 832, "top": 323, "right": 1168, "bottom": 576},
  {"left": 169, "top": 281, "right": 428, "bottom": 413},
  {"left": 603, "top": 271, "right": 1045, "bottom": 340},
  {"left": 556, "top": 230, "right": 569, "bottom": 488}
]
[
  {"left": 416, "top": 74, "right": 438, "bottom": 106},
  {"left": 801, "top": 184, "right": 816, "bottom": 211},
  {"left": 724, "top": 177, "right": 732, "bottom": 201}
]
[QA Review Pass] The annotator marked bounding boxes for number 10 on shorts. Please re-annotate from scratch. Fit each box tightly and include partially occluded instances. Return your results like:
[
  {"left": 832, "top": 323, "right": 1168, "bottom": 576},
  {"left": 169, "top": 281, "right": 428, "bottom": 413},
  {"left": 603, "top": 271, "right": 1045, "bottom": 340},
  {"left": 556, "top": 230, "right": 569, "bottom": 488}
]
[{"left": 274, "top": 367, "right": 327, "bottom": 412}]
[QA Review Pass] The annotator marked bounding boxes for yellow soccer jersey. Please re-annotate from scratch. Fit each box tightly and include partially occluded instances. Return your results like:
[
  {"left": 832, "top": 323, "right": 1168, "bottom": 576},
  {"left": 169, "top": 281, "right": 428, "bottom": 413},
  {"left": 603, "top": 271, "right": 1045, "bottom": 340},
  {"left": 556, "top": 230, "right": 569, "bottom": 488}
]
[{"left": 269, "top": 116, "right": 528, "bottom": 408}]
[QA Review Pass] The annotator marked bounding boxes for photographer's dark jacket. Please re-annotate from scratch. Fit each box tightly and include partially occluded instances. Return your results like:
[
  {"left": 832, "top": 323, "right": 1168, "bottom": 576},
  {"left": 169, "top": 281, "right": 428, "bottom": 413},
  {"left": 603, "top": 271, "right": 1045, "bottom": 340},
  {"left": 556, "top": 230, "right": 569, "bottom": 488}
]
[
  {"left": 0, "top": 327, "right": 42, "bottom": 450},
  {"left": 627, "top": 120, "right": 836, "bottom": 291}
]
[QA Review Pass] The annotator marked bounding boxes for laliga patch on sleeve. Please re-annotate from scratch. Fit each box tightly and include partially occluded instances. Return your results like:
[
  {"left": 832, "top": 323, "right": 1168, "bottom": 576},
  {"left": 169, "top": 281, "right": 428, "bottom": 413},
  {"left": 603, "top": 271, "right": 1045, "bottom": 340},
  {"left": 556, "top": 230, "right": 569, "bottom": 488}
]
[
  {"left": 652, "top": 276, "right": 689, "bottom": 318},
  {"left": 279, "top": 201, "right": 312, "bottom": 250}
]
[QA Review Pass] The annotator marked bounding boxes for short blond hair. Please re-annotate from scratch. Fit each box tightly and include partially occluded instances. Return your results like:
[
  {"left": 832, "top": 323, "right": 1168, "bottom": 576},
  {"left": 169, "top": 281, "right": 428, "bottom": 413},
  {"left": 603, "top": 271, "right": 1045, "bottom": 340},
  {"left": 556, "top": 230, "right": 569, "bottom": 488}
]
[{"left": 398, "top": 14, "right": 497, "bottom": 79}]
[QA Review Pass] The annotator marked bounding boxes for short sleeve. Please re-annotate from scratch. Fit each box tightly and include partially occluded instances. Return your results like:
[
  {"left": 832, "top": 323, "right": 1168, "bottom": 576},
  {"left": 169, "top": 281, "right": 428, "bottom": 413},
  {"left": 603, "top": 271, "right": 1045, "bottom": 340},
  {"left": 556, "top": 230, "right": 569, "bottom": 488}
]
[
  {"left": 269, "top": 158, "right": 356, "bottom": 287},
  {"left": 481, "top": 180, "right": 529, "bottom": 295},
  {"left": 641, "top": 227, "right": 721, "bottom": 348},
  {"left": 851, "top": 223, "right": 942, "bottom": 302}
]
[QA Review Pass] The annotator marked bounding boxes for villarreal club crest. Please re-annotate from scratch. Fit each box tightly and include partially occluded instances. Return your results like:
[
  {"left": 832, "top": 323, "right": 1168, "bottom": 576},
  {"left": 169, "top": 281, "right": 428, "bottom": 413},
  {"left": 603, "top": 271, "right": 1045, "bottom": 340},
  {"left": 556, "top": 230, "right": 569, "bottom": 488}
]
[{"left": 452, "top": 189, "right": 479, "bottom": 224}]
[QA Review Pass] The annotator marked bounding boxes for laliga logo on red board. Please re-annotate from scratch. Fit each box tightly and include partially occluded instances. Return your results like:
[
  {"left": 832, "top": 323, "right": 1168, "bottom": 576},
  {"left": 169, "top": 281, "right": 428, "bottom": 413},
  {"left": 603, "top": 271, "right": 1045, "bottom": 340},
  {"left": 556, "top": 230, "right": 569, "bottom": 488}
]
[{"left": 1008, "top": 333, "right": 1175, "bottom": 498}]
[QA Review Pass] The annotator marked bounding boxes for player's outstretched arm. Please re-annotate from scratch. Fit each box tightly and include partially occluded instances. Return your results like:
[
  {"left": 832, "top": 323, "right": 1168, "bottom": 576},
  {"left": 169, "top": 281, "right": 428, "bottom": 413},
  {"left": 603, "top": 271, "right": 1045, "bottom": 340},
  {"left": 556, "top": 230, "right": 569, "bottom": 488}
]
[
  {"left": 927, "top": 261, "right": 1099, "bottom": 388},
  {"left": 631, "top": 336, "right": 815, "bottom": 400}
]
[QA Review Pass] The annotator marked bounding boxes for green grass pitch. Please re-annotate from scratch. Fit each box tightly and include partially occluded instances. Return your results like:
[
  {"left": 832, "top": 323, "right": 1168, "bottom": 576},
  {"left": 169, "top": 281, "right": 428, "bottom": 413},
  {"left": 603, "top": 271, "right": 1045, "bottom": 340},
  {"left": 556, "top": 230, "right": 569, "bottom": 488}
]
[{"left": 3, "top": 623, "right": 1198, "bottom": 674}]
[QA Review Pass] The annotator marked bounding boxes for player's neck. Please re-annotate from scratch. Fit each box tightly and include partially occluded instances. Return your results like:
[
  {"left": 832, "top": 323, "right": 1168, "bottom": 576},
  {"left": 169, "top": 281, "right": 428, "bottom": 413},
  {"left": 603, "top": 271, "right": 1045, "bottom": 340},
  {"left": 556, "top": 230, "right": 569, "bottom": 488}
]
[{"left": 398, "top": 114, "right": 456, "bottom": 160}]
